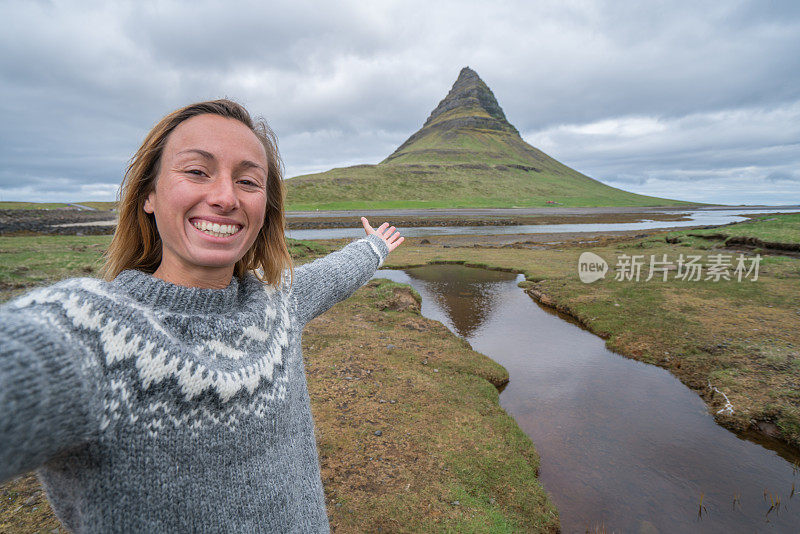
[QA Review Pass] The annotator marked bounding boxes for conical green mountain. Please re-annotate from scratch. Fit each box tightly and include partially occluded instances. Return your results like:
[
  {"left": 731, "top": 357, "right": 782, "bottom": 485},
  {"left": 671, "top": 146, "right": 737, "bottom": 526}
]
[
  {"left": 383, "top": 67, "right": 530, "bottom": 166},
  {"left": 285, "top": 67, "right": 696, "bottom": 210}
]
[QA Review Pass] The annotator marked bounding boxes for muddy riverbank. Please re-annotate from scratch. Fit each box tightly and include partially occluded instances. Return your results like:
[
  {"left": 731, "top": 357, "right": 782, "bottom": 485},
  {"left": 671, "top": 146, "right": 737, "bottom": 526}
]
[{"left": 286, "top": 210, "right": 694, "bottom": 229}]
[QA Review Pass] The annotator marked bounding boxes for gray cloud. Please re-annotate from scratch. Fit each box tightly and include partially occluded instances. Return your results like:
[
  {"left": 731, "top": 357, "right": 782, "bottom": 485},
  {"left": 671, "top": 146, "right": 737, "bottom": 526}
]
[{"left": 1, "top": 0, "right": 799, "bottom": 204}]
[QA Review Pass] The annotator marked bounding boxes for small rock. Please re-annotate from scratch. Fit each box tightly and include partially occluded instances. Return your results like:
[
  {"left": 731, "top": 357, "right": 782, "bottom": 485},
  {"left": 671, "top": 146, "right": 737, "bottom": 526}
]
[
  {"left": 390, "top": 400, "right": 396, "bottom": 404},
  {"left": 24, "top": 495, "right": 38, "bottom": 506},
  {"left": 452, "top": 500, "right": 460, "bottom": 506},
  {"left": 374, "top": 430, "right": 383, "bottom": 436},
  {"left": 386, "top": 344, "right": 396, "bottom": 350},
  {"left": 379, "top": 399, "right": 386, "bottom": 403},
  {"left": 433, "top": 368, "right": 439, "bottom": 373}
]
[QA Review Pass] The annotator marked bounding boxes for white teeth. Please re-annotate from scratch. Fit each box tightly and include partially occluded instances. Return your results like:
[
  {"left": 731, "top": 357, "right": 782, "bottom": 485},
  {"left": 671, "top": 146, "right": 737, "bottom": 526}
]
[{"left": 192, "top": 221, "right": 239, "bottom": 237}]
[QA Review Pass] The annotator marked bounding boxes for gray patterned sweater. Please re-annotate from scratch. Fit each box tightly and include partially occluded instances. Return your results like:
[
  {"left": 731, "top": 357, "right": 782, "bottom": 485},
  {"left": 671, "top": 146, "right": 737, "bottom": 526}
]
[{"left": 0, "top": 233, "right": 389, "bottom": 533}]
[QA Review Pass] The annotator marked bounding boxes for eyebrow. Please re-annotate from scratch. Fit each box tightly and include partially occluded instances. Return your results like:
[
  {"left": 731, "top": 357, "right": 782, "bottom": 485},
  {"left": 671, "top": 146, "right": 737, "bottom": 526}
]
[{"left": 176, "top": 148, "right": 267, "bottom": 175}]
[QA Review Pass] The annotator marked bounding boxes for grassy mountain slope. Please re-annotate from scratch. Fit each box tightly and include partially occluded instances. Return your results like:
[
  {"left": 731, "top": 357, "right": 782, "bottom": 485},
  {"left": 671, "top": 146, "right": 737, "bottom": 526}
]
[{"left": 286, "top": 68, "right": 700, "bottom": 210}]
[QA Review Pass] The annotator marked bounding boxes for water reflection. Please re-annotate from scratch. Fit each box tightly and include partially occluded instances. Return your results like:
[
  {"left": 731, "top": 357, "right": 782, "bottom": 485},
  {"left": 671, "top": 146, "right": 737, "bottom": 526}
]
[
  {"left": 374, "top": 265, "right": 800, "bottom": 533},
  {"left": 396, "top": 264, "right": 515, "bottom": 337}
]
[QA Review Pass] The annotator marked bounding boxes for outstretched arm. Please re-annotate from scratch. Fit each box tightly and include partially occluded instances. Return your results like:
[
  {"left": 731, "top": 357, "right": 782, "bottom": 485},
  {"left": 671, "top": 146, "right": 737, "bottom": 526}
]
[
  {"left": 0, "top": 304, "right": 98, "bottom": 482},
  {"left": 292, "top": 218, "right": 403, "bottom": 325}
]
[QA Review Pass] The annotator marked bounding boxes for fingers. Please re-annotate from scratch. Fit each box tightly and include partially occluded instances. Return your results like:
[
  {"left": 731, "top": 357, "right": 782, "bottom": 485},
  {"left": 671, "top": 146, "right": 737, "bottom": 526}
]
[
  {"left": 360, "top": 217, "right": 404, "bottom": 252},
  {"left": 387, "top": 235, "right": 404, "bottom": 252},
  {"left": 383, "top": 226, "right": 403, "bottom": 251},
  {"left": 370, "top": 222, "right": 392, "bottom": 237}
]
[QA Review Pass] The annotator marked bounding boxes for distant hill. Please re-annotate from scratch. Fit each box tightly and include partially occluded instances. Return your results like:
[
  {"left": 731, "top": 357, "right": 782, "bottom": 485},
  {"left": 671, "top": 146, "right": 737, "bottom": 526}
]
[
  {"left": 0, "top": 201, "right": 116, "bottom": 211},
  {"left": 286, "top": 67, "right": 700, "bottom": 210}
]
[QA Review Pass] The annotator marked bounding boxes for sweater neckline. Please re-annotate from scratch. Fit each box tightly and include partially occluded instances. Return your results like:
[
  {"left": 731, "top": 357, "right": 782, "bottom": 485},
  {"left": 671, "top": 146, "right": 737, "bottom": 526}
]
[{"left": 112, "top": 269, "right": 244, "bottom": 314}]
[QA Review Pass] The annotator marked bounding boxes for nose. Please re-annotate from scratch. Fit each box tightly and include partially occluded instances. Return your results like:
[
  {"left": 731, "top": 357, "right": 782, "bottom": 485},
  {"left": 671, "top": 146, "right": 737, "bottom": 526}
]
[{"left": 206, "top": 175, "right": 239, "bottom": 212}]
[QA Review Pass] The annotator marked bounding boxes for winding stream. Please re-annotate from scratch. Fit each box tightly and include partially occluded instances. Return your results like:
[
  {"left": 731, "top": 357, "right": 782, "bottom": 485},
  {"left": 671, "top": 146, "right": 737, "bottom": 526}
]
[{"left": 373, "top": 264, "right": 800, "bottom": 533}]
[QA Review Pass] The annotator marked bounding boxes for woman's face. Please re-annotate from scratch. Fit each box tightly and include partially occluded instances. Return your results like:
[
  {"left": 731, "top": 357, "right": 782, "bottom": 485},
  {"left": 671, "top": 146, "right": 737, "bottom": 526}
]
[{"left": 143, "top": 113, "right": 268, "bottom": 287}]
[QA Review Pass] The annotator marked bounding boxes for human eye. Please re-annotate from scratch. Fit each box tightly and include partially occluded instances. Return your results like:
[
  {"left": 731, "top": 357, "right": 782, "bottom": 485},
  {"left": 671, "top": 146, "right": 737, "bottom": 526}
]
[{"left": 238, "top": 177, "right": 265, "bottom": 189}]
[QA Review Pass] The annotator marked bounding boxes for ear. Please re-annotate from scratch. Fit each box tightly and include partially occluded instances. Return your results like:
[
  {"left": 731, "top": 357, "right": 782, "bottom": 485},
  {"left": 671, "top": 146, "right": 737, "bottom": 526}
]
[{"left": 143, "top": 192, "right": 155, "bottom": 214}]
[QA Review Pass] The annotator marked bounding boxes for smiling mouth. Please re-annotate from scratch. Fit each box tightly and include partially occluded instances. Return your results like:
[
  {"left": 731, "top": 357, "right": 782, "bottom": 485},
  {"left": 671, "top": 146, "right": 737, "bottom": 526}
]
[{"left": 191, "top": 220, "right": 242, "bottom": 238}]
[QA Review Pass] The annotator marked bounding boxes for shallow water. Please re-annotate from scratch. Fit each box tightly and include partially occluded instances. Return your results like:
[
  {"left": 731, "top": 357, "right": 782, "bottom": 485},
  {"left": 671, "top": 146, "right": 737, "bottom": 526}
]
[
  {"left": 289, "top": 208, "right": 800, "bottom": 240},
  {"left": 374, "top": 264, "right": 800, "bottom": 533}
]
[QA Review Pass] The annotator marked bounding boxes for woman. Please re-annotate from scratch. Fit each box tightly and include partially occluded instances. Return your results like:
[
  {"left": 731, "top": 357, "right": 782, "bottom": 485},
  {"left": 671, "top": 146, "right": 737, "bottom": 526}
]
[{"left": 0, "top": 99, "right": 403, "bottom": 533}]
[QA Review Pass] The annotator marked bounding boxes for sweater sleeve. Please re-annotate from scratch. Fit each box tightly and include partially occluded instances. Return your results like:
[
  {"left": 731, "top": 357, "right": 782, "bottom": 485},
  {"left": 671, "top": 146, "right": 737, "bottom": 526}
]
[
  {"left": 292, "top": 232, "right": 390, "bottom": 325},
  {"left": 0, "top": 300, "right": 98, "bottom": 482}
]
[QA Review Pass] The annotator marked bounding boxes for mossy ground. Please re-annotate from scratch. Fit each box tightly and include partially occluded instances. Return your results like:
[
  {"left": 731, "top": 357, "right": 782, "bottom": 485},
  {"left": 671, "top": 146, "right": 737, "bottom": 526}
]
[
  {"left": 668, "top": 212, "right": 800, "bottom": 246},
  {"left": 0, "top": 236, "right": 559, "bottom": 533},
  {"left": 305, "top": 279, "right": 557, "bottom": 532}
]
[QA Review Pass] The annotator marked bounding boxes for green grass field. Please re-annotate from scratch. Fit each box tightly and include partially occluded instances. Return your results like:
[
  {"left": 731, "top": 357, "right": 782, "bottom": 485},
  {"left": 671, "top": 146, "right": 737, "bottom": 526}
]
[
  {"left": 0, "top": 201, "right": 117, "bottom": 211},
  {"left": 667, "top": 213, "right": 800, "bottom": 245},
  {"left": 0, "top": 202, "right": 69, "bottom": 210}
]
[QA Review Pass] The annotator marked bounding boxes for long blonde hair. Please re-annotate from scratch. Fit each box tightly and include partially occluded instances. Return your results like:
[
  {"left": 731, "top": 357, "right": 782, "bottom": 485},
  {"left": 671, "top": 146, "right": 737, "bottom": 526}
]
[{"left": 101, "top": 99, "right": 292, "bottom": 287}]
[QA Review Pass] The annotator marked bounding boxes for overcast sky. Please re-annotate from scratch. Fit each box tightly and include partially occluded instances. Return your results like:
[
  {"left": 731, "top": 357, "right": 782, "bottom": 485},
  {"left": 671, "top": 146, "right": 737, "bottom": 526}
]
[{"left": 2, "top": 0, "right": 799, "bottom": 205}]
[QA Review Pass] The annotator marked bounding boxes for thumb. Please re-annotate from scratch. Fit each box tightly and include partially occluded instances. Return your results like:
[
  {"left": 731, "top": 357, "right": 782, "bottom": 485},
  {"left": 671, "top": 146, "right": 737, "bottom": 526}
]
[{"left": 361, "top": 217, "right": 373, "bottom": 235}]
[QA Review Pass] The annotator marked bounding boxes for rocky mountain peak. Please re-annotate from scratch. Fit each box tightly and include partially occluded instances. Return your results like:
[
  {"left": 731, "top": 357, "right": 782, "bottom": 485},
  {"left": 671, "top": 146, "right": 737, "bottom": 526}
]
[
  {"left": 422, "top": 67, "right": 517, "bottom": 133},
  {"left": 383, "top": 67, "right": 524, "bottom": 163}
]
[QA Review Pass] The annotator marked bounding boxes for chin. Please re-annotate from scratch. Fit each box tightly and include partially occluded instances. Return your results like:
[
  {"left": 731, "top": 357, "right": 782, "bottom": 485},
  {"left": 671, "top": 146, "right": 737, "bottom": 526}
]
[{"left": 190, "top": 254, "right": 244, "bottom": 270}]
